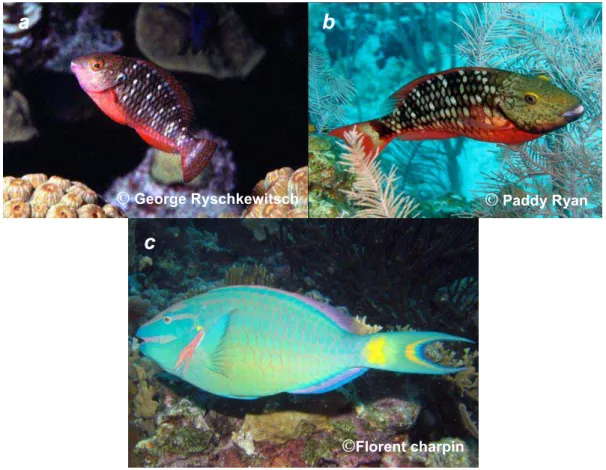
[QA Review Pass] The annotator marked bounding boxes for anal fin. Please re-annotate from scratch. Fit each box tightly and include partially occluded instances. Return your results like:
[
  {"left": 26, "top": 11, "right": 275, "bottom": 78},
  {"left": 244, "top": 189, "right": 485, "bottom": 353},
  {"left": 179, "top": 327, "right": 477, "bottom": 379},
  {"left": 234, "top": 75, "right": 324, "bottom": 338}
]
[{"left": 289, "top": 367, "right": 368, "bottom": 394}]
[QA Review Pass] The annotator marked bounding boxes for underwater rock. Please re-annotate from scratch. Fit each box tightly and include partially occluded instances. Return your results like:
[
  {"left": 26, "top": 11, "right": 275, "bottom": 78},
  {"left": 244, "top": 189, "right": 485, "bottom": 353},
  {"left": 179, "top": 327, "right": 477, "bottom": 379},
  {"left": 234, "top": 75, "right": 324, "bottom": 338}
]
[
  {"left": 239, "top": 411, "right": 330, "bottom": 444},
  {"left": 418, "top": 193, "right": 475, "bottom": 218},
  {"left": 3, "top": 173, "right": 125, "bottom": 218},
  {"left": 241, "top": 219, "right": 280, "bottom": 241},
  {"left": 150, "top": 149, "right": 207, "bottom": 186},
  {"left": 408, "top": 437, "right": 472, "bottom": 467},
  {"left": 44, "top": 5, "right": 123, "bottom": 72},
  {"left": 3, "top": 66, "right": 37, "bottom": 143},
  {"left": 308, "top": 134, "right": 356, "bottom": 217},
  {"left": 359, "top": 397, "right": 421, "bottom": 434},
  {"left": 135, "top": 4, "right": 265, "bottom": 79},
  {"left": 135, "top": 397, "right": 217, "bottom": 467},
  {"left": 103, "top": 136, "right": 237, "bottom": 218},
  {"left": 4, "top": 4, "right": 122, "bottom": 72},
  {"left": 243, "top": 166, "right": 309, "bottom": 218}
]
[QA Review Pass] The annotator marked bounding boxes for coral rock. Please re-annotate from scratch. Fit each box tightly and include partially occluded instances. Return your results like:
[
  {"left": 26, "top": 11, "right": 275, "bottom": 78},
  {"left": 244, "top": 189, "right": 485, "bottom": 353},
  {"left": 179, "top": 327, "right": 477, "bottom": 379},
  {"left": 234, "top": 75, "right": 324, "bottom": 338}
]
[
  {"left": 3, "top": 200, "right": 31, "bottom": 218},
  {"left": 3, "top": 174, "right": 125, "bottom": 218},
  {"left": 135, "top": 4, "right": 265, "bottom": 79},
  {"left": 240, "top": 411, "right": 330, "bottom": 444},
  {"left": 3, "top": 66, "right": 37, "bottom": 143},
  {"left": 243, "top": 166, "right": 309, "bottom": 218},
  {"left": 22, "top": 173, "right": 48, "bottom": 189},
  {"left": 47, "top": 205, "right": 78, "bottom": 218},
  {"left": 4, "top": 178, "right": 34, "bottom": 201},
  {"left": 31, "top": 182, "right": 64, "bottom": 206},
  {"left": 77, "top": 204, "right": 106, "bottom": 218}
]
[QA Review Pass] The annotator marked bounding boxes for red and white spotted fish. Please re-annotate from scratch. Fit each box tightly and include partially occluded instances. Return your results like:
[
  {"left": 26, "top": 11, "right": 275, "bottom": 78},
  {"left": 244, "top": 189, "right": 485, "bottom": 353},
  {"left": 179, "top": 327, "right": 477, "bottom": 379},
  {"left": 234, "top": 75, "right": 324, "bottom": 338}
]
[
  {"left": 329, "top": 67, "right": 585, "bottom": 159},
  {"left": 71, "top": 53, "right": 217, "bottom": 182}
]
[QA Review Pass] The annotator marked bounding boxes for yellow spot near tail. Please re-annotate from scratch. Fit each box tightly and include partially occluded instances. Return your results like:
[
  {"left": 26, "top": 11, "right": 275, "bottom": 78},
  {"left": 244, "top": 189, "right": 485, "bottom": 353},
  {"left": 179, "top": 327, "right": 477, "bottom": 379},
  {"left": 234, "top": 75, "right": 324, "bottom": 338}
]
[
  {"left": 405, "top": 339, "right": 438, "bottom": 369},
  {"left": 537, "top": 75, "right": 551, "bottom": 81},
  {"left": 364, "top": 337, "right": 387, "bottom": 365}
]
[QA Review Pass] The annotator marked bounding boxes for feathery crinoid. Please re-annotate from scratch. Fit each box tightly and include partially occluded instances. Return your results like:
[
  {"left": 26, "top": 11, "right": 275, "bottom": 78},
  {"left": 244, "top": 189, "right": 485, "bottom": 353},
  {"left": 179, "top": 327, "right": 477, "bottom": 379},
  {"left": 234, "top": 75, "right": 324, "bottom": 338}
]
[
  {"left": 308, "top": 50, "right": 356, "bottom": 133},
  {"left": 457, "top": 4, "right": 602, "bottom": 217},
  {"left": 337, "top": 127, "right": 419, "bottom": 218}
]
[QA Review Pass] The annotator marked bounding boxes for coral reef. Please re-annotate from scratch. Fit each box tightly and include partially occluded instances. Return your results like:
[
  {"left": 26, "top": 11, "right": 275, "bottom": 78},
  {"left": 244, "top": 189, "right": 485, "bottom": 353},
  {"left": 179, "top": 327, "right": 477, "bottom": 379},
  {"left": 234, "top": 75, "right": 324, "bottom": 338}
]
[
  {"left": 3, "top": 174, "right": 125, "bottom": 218},
  {"left": 243, "top": 166, "right": 309, "bottom": 218},
  {"left": 135, "top": 4, "right": 265, "bottom": 79},
  {"left": 103, "top": 137, "right": 237, "bottom": 218},
  {"left": 308, "top": 134, "right": 356, "bottom": 217},
  {"left": 3, "top": 66, "right": 37, "bottom": 143}
]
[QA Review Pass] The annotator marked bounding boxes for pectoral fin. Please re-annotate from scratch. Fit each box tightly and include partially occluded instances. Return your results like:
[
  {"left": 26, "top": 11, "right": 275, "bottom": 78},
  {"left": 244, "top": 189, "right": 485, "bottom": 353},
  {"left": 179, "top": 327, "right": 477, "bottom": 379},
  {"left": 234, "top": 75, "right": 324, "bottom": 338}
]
[{"left": 204, "top": 311, "right": 233, "bottom": 377}]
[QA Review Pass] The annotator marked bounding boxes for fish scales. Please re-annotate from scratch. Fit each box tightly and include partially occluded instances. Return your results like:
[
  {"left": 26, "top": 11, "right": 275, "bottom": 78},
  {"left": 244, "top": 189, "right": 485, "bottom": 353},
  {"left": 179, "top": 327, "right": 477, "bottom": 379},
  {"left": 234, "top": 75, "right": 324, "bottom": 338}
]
[
  {"left": 70, "top": 53, "right": 217, "bottom": 182},
  {"left": 329, "top": 67, "right": 584, "bottom": 160},
  {"left": 136, "top": 286, "right": 472, "bottom": 399}
]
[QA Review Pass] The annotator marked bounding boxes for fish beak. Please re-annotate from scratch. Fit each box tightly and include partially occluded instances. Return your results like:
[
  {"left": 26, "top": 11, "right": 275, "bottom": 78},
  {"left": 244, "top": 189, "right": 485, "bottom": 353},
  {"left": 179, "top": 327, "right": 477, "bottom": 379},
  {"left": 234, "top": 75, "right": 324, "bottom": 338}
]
[{"left": 562, "top": 104, "right": 585, "bottom": 122}]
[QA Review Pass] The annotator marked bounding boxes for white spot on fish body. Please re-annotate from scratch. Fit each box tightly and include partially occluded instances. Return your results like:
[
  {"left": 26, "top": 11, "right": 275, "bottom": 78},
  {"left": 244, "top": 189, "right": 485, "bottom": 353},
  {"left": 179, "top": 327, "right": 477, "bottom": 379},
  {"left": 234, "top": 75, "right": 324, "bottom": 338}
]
[
  {"left": 482, "top": 77, "right": 488, "bottom": 84},
  {"left": 475, "top": 95, "right": 482, "bottom": 103},
  {"left": 440, "top": 109, "right": 446, "bottom": 119},
  {"left": 133, "top": 79, "right": 138, "bottom": 85},
  {"left": 460, "top": 84, "right": 465, "bottom": 94},
  {"left": 146, "top": 93, "right": 152, "bottom": 100},
  {"left": 437, "top": 74, "right": 444, "bottom": 80},
  {"left": 470, "top": 95, "right": 477, "bottom": 105},
  {"left": 484, "top": 106, "right": 493, "bottom": 118},
  {"left": 450, "top": 96, "right": 457, "bottom": 106},
  {"left": 146, "top": 73, "right": 150, "bottom": 79},
  {"left": 490, "top": 86, "right": 497, "bottom": 94},
  {"left": 463, "top": 75, "right": 468, "bottom": 83},
  {"left": 429, "top": 102, "right": 435, "bottom": 111},
  {"left": 133, "top": 64, "right": 137, "bottom": 70},
  {"left": 463, "top": 107, "right": 470, "bottom": 117},
  {"left": 158, "top": 85, "right": 162, "bottom": 90},
  {"left": 458, "top": 70, "right": 465, "bottom": 76},
  {"left": 457, "top": 120, "right": 465, "bottom": 129}
]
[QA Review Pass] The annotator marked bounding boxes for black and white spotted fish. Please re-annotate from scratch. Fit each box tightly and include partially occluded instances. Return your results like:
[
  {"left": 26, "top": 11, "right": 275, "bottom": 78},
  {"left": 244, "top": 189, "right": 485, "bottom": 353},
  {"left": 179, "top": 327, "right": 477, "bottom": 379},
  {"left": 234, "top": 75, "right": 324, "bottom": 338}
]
[
  {"left": 330, "top": 67, "right": 584, "bottom": 159},
  {"left": 70, "top": 53, "right": 217, "bottom": 182}
]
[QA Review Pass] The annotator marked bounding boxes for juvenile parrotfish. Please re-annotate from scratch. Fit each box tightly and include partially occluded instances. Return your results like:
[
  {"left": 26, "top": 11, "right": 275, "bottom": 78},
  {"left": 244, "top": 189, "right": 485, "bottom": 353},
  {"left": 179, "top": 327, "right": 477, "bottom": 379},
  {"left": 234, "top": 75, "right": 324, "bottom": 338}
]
[
  {"left": 136, "top": 286, "right": 472, "bottom": 399},
  {"left": 70, "top": 54, "right": 217, "bottom": 182},
  {"left": 329, "top": 67, "right": 585, "bottom": 159}
]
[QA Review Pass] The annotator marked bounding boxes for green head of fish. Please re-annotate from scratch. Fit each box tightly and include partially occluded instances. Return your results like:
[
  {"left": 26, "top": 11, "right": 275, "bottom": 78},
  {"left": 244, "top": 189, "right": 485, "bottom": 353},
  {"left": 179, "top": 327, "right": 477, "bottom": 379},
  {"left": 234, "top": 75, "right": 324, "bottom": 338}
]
[
  {"left": 498, "top": 72, "right": 584, "bottom": 134},
  {"left": 136, "top": 303, "right": 202, "bottom": 372}
]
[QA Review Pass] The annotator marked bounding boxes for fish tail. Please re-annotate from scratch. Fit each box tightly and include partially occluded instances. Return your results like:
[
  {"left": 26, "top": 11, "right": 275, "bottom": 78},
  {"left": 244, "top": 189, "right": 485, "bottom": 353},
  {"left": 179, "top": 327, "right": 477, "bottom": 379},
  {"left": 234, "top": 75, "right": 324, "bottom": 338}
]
[
  {"left": 360, "top": 331, "right": 473, "bottom": 375},
  {"left": 179, "top": 137, "right": 218, "bottom": 183},
  {"left": 328, "top": 120, "right": 395, "bottom": 161}
]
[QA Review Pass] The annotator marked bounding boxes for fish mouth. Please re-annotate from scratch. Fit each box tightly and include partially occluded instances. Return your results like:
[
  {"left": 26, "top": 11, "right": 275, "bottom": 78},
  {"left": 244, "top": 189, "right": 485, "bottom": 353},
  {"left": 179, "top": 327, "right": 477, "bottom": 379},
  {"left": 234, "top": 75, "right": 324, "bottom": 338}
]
[{"left": 562, "top": 104, "right": 585, "bottom": 123}]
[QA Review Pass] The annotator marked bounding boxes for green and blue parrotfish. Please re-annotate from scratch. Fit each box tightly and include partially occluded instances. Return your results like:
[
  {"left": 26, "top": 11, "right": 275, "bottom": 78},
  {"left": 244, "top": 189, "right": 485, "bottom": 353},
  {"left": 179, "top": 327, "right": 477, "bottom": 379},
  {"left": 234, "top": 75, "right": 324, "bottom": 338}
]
[{"left": 136, "top": 286, "right": 472, "bottom": 399}]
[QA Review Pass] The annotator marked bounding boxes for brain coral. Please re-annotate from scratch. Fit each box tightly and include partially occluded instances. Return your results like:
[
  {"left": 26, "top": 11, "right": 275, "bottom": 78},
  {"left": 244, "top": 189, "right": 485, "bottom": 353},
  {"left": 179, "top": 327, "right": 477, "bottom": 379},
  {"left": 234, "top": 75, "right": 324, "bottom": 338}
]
[
  {"left": 243, "top": 166, "right": 309, "bottom": 218},
  {"left": 3, "top": 174, "right": 126, "bottom": 218}
]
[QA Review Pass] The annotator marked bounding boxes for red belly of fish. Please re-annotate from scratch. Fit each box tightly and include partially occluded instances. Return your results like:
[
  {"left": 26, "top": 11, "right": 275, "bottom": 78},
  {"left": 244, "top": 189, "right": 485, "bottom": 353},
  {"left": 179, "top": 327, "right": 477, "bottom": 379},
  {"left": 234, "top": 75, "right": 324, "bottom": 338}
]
[{"left": 90, "top": 89, "right": 178, "bottom": 153}]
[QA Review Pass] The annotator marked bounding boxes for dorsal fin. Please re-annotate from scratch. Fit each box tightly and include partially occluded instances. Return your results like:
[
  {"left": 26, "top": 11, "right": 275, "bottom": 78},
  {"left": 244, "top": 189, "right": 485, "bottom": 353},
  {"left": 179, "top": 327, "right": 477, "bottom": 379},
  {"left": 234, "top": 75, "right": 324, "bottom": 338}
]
[{"left": 208, "top": 286, "right": 360, "bottom": 334}]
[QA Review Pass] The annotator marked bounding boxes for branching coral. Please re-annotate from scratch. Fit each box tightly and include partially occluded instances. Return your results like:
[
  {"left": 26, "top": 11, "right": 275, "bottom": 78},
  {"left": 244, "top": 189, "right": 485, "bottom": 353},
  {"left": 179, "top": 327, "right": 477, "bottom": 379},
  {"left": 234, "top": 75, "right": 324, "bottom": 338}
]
[
  {"left": 337, "top": 127, "right": 420, "bottom": 218},
  {"left": 225, "top": 263, "right": 275, "bottom": 287},
  {"left": 456, "top": 4, "right": 602, "bottom": 217}
]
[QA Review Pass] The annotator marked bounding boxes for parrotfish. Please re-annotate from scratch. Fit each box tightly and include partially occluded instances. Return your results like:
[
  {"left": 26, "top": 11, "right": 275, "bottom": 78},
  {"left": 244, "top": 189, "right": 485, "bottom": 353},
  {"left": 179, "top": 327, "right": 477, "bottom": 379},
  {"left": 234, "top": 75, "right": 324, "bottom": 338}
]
[
  {"left": 136, "top": 286, "right": 472, "bottom": 399},
  {"left": 330, "top": 67, "right": 585, "bottom": 159},
  {"left": 70, "top": 54, "right": 217, "bottom": 182}
]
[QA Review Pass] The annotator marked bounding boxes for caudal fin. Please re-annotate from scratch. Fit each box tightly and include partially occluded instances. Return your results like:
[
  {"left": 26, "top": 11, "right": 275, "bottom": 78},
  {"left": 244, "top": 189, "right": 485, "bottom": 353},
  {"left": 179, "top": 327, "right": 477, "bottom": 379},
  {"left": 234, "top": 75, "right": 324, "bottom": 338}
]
[
  {"left": 328, "top": 121, "right": 395, "bottom": 161},
  {"left": 179, "top": 137, "right": 218, "bottom": 183},
  {"left": 360, "top": 331, "right": 473, "bottom": 375}
]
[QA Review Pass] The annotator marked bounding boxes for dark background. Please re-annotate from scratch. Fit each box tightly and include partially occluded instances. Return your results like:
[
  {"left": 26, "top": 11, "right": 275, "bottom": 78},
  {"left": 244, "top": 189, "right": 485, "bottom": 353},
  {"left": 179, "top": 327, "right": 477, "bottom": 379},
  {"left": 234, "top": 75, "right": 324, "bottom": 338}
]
[{"left": 4, "top": 3, "right": 308, "bottom": 195}]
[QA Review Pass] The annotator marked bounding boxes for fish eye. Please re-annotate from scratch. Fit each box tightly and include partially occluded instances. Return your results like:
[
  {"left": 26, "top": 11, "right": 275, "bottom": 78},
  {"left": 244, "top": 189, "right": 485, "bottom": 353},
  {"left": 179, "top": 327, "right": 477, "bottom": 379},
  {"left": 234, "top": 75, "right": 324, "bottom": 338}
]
[
  {"left": 163, "top": 315, "right": 173, "bottom": 325},
  {"left": 524, "top": 93, "right": 539, "bottom": 105},
  {"left": 89, "top": 58, "right": 105, "bottom": 71}
]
